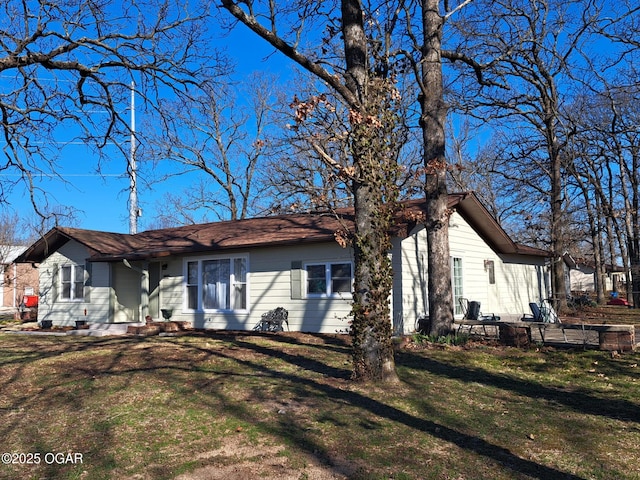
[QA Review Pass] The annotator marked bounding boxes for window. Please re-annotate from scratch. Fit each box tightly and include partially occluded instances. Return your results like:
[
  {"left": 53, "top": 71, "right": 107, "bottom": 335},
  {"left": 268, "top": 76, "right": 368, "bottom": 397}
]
[
  {"left": 485, "top": 260, "right": 496, "bottom": 285},
  {"left": 185, "top": 256, "right": 248, "bottom": 312},
  {"left": 60, "top": 264, "right": 84, "bottom": 301},
  {"left": 186, "top": 261, "right": 199, "bottom": 310},
  {"left": 305, "top": 262, "right": 353, "bottom": 297},
  {"left": 452, "top": 257, "right": 464, "bottom": 316}
]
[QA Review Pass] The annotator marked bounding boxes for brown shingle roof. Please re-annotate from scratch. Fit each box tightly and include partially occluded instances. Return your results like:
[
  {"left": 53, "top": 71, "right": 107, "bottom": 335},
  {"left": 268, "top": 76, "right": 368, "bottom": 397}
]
[
  {"left": 16, "top": 192, "right": 548, "bottom": 263},
  {"left": 17, "top": 211, "right": 357, "bottom": 263},
  {"left": 102, "top": 212, "right": 353, "bottom": 260}
]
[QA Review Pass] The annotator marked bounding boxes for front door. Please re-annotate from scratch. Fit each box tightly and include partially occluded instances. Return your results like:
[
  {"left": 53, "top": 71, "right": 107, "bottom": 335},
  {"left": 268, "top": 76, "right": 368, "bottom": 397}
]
[{"left": 112, "top": 263, "right": 140, "bottom": 323}]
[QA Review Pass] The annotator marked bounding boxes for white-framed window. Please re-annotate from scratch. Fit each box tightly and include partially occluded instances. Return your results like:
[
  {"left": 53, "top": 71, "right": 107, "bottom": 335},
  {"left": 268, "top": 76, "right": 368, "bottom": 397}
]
[
  {"left": 452, "top": 257, "right": 464, "bottom": 316},
  {"left": 305, "top": 262, "right": 353, "bottom": 297},
  {"left": 60, "top": 264, "right": 85, "bottom": 301},
  {"left": 184, "top": 255, "right": 248, "bottom": 312}
]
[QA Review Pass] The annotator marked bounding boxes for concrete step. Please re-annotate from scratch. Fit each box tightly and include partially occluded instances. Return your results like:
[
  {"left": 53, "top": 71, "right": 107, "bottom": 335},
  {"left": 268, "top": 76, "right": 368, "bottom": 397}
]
[{"left": 69, "top": 322, "right": 144, "bottom": 337}]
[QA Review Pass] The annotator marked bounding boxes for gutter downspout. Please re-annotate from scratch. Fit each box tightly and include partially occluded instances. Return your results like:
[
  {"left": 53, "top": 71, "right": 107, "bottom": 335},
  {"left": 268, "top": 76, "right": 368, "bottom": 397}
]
[
  {"left": 123, "top": 259, "right": 150, "bottom": 322},
  {"left": 12, "top": 263, "right": 17, "bottom": 308}
]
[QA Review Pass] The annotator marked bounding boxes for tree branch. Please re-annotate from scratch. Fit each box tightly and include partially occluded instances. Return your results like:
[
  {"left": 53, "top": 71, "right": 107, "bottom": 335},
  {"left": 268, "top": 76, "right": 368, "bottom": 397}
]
[{"left": 220, "top": 0, "right": 360, "bottom": 108}]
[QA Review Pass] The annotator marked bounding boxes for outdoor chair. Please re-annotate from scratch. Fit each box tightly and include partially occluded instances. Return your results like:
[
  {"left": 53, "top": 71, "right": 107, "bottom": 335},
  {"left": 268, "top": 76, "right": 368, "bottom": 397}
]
[
  {"left": 540, "top": 299, "right": 561, "bottom": 323},
  {"left": 522, "top": 302, "right": 544, "bottom": 322},
  {"left": 459, "top": 298, "right": 499, "bottom": 322},
  {"left": 522, "top": 300, "right": 565, "bottom": 343},
  {"left": 254, "top": 307, "right": 289, "bottom": 332},
  {"left": 522, "top": 300, "right": 561, "bottom": 324},
  {"left": 458, "top": 298, "right": 500, "bottom": 336}
]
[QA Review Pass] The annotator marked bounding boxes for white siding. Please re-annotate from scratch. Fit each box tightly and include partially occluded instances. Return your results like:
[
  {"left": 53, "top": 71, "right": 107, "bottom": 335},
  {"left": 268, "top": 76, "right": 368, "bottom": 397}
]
[
  {"left": 89, "top": 262, "right": 111, "bottom": 323},
  {"left": 393, "top": 233, "right": 428, "bottom": 334},
  {"left": 146, "top": 214, "right": 547, "bottom": 335},
  {"left": 156, "top": 244, "right": 355, "bottom": 333},
  {"left": 37, "top": 214, "right": 548, "bottom": 334},
  {"left": 38, "top": 241, "right": 110, "bottom": 326},
  {"left": 568, "top": 267, "right": 596, "bottom": 292},
  {"left": 567, "top": 266, "right": 617, "bottom": 293},
  {"left": 394, "top": 212, "right": 549, "bottom": 333}
]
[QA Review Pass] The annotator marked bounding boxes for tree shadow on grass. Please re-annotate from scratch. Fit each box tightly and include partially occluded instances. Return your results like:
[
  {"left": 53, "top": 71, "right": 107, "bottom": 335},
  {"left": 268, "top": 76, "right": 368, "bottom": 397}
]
[
  {"left": 4, "top": 332, "right": 632, "bottom": 479},
  {"left": 185, "top": 334, "right": 588, "bottom": 480},
  {"left": 396, "top": 350, "right": 640, "bottom": 424}
]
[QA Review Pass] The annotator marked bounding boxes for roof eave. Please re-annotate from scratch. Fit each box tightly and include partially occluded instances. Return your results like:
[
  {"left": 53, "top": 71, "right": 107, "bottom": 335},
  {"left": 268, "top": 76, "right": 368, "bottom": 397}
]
[
  {"left": 454, "top": 194, "right": 519, "bottom": 254},
  {"left": 14, "top": 228, "right": 68, "bottom": 264},
  {"left": 88, "top": 235, "right": 340, "bottom": 262}
]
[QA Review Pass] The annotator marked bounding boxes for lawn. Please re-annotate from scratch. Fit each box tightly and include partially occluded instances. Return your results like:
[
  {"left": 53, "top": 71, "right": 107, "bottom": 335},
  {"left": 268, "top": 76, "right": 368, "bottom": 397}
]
[
  {"left": 0, "top": 330, "right": 639, "bottom": 480},
  {"left": 567, "top": 304, "right": 640, "bottom": 325}
]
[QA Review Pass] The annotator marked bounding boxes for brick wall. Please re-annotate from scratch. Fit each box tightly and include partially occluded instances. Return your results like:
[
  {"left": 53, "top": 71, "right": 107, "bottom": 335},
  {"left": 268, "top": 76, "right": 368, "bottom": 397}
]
[{"left": 2, "top": 262, "right": 39, "bottom": 308}]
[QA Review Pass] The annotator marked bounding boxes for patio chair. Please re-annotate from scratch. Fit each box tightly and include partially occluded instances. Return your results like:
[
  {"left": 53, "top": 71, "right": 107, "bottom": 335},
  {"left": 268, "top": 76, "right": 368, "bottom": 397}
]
[
  {"left": 254, "top": 307, "right": 289, "bottom": 332},
  {"left": 523, "top": 300, "right": 565, "bottom": 343},
  {"left": 522, "top": 302, "right": 544, "bottom": 322},
  {"left": 460, "top": 298, "right": 499, "bottom": 322},
  {"left": 540, "top": 299, "right": 561, "bottom": 324},
  {"left": 523, "top": 300, "right": 561, "bottom": 324},
  {"left": 458, "top": 298, "right": 499, "bottom": 336}
]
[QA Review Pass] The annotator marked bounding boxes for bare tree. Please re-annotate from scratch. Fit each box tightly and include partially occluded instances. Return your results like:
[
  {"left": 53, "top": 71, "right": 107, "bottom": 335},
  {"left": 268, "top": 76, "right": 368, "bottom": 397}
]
[
  {"left": 567, "top": 82, "right": 640, "bottom": 306},
  {"left": 445, "top": 0, "right": 611, "bottom": 311},
  {"left": 0, "top": 212, "right": 28, "bottom": 259},
  {"left": 221, "top": 0, "right": 407, "bottom": 382},
  {"left": 394, "top": 0, "right": 504, "bottom": 335},
  {"left": 0, "top": 211, "right": 33, "bottom": 308},
  {"left": 264, "top": 74, "right": 419, "bottom": 214},
  {"left": 145, "top": 74, "right": 277, "bottom": 224},
  {"left": 0, "top": 0, "right": 225, "bottom": 223},
  {"left": 592, "top": 7, "right": 640, "bottom": 305}
]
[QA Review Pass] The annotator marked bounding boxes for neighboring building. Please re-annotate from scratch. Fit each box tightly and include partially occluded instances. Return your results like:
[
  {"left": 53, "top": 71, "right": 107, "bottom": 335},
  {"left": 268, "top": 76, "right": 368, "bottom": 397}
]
[
  {"left": 563, "top": 253, "right": 627, "bottom": 294},
  {"left": 1, "top": 245, "right": 39, "bottom": 309},
  {"left": 16, "top": 193, "right": 550, "bottom": 334}
]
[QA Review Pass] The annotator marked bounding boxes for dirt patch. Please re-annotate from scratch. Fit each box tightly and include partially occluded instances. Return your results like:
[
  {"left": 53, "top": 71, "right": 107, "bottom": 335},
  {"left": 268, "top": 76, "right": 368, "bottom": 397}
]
[{"left": 174, "top": 436, "right": 350, "bottom": 480}]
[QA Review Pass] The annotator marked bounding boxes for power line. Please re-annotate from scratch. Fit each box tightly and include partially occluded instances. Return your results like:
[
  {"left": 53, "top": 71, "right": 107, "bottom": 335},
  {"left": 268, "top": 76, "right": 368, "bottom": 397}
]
[
  {"left": 0, "top": 141, "right": 120, "bottom": 146},
  {"left": 0, "top": 173, "right": 124, "bottom": 178}
]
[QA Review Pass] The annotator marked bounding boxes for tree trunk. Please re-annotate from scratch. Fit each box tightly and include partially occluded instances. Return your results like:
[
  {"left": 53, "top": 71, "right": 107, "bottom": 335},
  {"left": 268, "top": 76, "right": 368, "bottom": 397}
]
[
  {"left": 221, "top": 0, "right": 402, "bottom": 382},
  {"left": 350, "top": 182, "right": 398, "bottom": 382},
  {"left": 547, "top": 109, "right": 568, "bottom": 312},
  {"left": 420, "top": 0, "right": 454, "bottom": 336},
  {"left": 592, "top": 194, "right": 606, "bottom": 304},
  {"left": 631, "top": 151, "right": 640, "bottom": 308},
  {"left": 593, "top": 232, "right": 606, "bottom": 305},
  {"left": 630, "top": 243, "right": 640, "bottom": 308},
  {"left": 342, "top": 0, "right": 398, "bottom": 382},
  {"left": 572, "top": 167, "right": 606, "bottom": 304}
]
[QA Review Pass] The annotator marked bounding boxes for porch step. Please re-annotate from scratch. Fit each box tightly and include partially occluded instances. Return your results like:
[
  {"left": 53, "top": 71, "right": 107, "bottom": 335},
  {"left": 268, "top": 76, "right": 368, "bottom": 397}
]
[{"left": 68, "top": 322, "right": 144, "bottom": 337}]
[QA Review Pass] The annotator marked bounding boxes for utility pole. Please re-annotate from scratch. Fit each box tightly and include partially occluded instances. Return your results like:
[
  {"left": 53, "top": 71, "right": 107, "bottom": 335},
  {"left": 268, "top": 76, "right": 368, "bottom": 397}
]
[{"left": 129, "top": 81, "right": 139, "bottom": 234}]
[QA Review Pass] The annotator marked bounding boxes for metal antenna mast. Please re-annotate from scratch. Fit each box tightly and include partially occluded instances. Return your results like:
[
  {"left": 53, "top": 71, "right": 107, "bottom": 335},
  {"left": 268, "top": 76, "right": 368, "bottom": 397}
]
[{"left": 129, "top": 81, "right": 139, "bottom": 234}]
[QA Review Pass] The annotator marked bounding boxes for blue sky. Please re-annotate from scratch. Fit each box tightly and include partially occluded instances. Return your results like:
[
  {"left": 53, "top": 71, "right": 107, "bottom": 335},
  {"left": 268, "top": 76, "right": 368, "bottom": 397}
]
[
  {"left": 7, "top": 2, "right": 621, "bottom": 237},
  {"left": 5, "top": 20, "right": 293, "bottom": 235}
]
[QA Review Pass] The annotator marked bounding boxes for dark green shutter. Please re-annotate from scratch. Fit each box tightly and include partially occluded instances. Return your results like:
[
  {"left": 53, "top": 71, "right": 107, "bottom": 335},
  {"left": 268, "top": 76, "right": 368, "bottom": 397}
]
[
  {"left": 290, "top": 261, "right": 303, "bottom": 299},
  {"left": 84, "top": 262, "right": 92, "bottom": 302},
  {"left": 51, "top": 264, "right": 59, "bottom": 303}
]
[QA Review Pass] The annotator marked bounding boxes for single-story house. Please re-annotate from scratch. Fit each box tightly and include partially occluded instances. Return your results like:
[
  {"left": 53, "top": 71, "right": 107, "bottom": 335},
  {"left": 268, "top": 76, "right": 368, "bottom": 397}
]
[
  {"left": 16, "top": 192, "right": 550, "bottom": 334},
  {"left": 1, "top": 245, "right": 39, "bottom": 309}
]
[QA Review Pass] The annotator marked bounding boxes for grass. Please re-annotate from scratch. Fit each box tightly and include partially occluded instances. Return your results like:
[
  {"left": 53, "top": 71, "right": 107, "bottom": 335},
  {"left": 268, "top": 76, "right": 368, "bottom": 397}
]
[
  {"left": 0, "top": 330, "right": 639, "bottom": 479},
  {"left": 566, "top": 304, "right": 640, "bottom": 325},
  {"left": 0, "top": 314, "right": 16, "bottom": 325}
]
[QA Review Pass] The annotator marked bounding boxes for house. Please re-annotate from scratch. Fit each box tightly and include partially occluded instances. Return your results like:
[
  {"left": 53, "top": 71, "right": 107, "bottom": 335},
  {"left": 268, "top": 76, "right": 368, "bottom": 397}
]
[
  {"left": 16, "top": 192, "right": 550, "bottom": 334},
  {"left": 0, "top": 245, "right": 39, "bottom": 309},
  {"left": 563, "top": 253, "right": 627, "bottom": 295}
]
